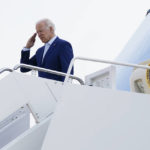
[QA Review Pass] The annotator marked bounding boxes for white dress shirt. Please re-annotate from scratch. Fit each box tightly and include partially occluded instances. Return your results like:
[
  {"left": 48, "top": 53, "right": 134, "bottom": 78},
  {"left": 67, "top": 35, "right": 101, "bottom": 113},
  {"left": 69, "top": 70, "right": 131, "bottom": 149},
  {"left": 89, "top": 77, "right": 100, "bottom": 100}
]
[{"left": 42, "top": 36, "right": 57, "bottom": 62}]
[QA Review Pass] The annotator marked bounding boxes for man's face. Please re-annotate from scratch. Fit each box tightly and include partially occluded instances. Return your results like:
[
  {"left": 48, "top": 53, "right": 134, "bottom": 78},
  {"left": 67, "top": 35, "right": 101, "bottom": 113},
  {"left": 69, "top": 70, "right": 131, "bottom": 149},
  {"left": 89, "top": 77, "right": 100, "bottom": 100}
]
[{"left": 36, "top": 22, "right": 54, "bottom": 43}]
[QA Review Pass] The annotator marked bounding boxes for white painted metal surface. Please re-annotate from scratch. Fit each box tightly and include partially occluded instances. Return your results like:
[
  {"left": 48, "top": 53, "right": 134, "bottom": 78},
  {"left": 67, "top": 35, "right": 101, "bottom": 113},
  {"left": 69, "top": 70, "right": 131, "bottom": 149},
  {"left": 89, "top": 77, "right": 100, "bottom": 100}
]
[
  {"left": 85, "top": 65, "right": 116, "bottom": 89},
  {"left": 0, "top": 73, "right": 29, "bottom": 122},
  {"left": 130, "top": 68, "right": 148, "bottom": 93},
  {"left": 0, "top": 106, "right": 29, "bottom": 149},
  {"left": 0, "top": 72, "right": 64, "bottom": 148},
  {"left": 0, "top": 73, "right": 30, "bottom": 149},
  {"left": 42, "top": 84, "right": 150, "bottom": 150},
  {"left": 1, "top": 70, "right": 150, "bottom": 150},
  {"left": 12, "top": 72, "right": 59, "bottom": 122},
  {"left": 1, "top": 117, "right": 51, "bottom": 150}
]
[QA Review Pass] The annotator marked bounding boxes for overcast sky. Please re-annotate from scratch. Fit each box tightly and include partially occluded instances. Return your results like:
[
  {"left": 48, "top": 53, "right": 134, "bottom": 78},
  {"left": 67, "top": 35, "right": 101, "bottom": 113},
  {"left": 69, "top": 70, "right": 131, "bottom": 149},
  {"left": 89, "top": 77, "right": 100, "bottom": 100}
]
[{"left": 0, "top": 0, "right": 150, "bottom": 79}]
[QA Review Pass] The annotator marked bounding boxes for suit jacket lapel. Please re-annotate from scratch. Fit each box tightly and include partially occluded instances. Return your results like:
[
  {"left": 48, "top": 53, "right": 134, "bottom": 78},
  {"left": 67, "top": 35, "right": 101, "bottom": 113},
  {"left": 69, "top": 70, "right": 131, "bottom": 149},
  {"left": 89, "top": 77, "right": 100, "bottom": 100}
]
[
  {"left": 42, "top": 37, "right": 59, "bottom": 64},
  {"left": 39, "top": 47, "right": 45, "bottom": 66}
]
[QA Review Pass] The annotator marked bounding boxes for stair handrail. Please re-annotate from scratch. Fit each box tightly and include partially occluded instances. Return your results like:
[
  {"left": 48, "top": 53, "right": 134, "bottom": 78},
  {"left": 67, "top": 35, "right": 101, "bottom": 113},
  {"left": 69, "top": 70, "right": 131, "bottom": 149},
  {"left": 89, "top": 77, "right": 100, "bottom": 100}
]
[
  {"left": 13, "top": 64, "right": 84, "bottom": 85},
  {"left": 0, "top": 68, "right": 13, "bottom": 74},
  {"left": 64, "top": 56, "right": 150, "bottom": 84}
]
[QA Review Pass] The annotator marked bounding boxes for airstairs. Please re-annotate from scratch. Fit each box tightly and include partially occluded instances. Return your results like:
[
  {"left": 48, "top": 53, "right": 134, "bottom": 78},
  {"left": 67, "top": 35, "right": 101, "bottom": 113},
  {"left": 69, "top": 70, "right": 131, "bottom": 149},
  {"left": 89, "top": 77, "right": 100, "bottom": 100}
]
[{"left": 0, "top": 57, "right": 150, "bottom": 150}]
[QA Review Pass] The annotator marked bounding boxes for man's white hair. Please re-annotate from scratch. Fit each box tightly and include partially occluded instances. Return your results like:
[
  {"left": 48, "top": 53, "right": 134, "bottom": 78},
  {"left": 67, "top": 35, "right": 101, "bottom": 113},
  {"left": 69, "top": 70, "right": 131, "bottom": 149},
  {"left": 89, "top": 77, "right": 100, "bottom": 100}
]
[{"left": 36, "top": 18, "right": 56, "bottom": 31}]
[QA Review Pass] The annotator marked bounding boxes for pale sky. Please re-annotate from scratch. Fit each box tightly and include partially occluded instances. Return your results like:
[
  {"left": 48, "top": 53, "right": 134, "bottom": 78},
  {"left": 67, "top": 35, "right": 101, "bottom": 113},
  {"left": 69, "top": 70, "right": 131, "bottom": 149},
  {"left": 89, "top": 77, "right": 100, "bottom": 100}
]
[{"left": 0, "top": 0, "right": 150, "bottom": 79}]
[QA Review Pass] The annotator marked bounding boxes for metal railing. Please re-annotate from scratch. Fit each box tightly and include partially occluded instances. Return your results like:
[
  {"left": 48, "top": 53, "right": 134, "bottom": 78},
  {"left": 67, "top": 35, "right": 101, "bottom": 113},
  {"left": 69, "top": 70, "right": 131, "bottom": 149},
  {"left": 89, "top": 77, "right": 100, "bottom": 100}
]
[
  {"left": 13, "top": 64, "right": 84, "bottom": 85},
  {"left": 2, "top": 57, "right": 150, "bottom": 86},
  {"left": 0, "top": 68, "right": 13, "bottom": 74},
  {"left": 64, "top": 56, "right": 150, "bottom": 84}
]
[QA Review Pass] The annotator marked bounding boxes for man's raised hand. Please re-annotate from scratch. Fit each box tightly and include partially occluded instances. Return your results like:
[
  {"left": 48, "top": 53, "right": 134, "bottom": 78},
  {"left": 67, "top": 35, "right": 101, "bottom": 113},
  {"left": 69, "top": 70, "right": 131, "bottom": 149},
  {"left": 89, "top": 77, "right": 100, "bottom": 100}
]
[{"left": 25, "top": 33, "right": 37, "bottom": 49}]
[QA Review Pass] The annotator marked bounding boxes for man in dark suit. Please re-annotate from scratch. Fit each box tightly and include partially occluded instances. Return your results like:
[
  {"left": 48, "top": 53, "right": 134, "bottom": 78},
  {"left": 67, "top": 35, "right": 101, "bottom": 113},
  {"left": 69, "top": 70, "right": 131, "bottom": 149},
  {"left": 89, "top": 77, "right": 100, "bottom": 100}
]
[{"left": 20, "top": 19, "right": 74, "bottom": 82}]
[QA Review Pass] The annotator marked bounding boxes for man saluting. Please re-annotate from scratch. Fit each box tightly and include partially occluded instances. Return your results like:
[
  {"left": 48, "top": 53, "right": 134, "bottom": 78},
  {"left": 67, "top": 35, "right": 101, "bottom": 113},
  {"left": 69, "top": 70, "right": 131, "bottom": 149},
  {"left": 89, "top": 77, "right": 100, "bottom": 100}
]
[{"left": 20, "top": 19, "right": 74, "bottom": 81}]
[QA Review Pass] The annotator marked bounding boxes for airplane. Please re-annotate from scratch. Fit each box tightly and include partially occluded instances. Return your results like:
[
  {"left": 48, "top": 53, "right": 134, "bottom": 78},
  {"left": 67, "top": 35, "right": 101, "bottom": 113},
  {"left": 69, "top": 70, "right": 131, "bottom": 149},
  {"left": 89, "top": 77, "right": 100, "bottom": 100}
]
[
  {"left": 115, "top": 9, "right": 150, "bottom": 91},
  {"left": 0, "top": 10, "right": 150, "bottom": 150}
]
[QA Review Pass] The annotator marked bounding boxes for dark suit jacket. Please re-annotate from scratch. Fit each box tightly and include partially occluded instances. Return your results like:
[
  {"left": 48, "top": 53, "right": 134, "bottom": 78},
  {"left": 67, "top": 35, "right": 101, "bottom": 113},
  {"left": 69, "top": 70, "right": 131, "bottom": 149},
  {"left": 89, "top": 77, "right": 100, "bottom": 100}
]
[{"left": 20, "top": 37, "right": 74, "bottom": 82}]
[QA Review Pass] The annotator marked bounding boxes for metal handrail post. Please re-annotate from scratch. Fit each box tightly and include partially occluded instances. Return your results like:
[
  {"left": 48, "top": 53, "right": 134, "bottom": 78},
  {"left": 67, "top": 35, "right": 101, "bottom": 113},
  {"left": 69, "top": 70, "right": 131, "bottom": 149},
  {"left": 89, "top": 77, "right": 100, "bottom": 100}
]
[{"left": 64, "top": 58, "right": 76, "bottom": 83}]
